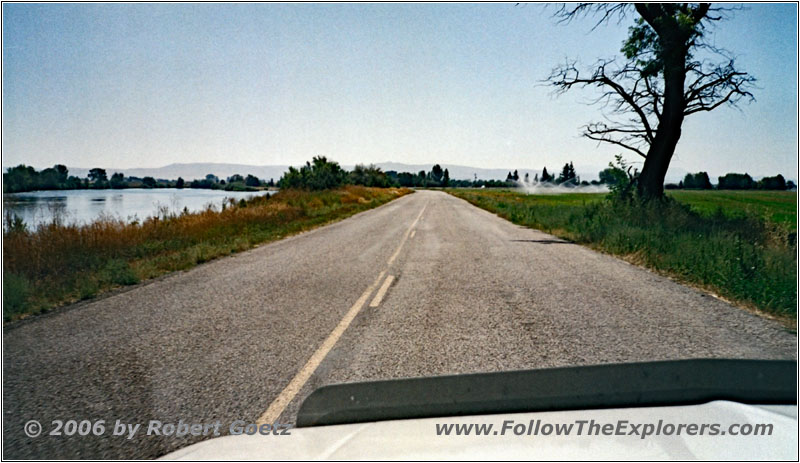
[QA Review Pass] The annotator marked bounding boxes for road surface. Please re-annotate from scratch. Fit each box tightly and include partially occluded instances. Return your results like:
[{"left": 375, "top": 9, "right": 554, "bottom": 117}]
[{"left": 3, "top": 190, "right": 796, "bottom": 458}]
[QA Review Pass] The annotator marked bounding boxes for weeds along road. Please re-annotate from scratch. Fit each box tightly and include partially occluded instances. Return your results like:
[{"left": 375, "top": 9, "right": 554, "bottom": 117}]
[{"left": 3, "top": 190, "right": 796, "bottom": 459}]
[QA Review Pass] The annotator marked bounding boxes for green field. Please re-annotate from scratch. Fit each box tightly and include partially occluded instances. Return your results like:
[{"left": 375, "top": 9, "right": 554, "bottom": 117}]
[
  {"left": 452, "top": 189, "right": 797, "bottom": 229},
  {"left": 448, "top": 188, "right": 797, "bottom": 319},
  {"left": 668, "top": 190, "right": 796, "bottom": 230}
]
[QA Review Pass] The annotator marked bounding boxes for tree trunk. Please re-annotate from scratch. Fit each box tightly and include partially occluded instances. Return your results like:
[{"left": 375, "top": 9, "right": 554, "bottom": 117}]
[
  {"left": 636, "top": 25, "right": 689, "bottom": 200},
  {"left": 637, "top": 112, "right": 683, "bottom": 200}
]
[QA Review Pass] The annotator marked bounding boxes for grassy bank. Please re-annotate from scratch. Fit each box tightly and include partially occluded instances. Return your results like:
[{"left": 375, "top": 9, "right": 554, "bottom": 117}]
[
  {"left": 448, "top": 189, "right": 797, "bottom": 319},
  {"left": 3, "top": 186, "right": 411, "bottom": 321}
]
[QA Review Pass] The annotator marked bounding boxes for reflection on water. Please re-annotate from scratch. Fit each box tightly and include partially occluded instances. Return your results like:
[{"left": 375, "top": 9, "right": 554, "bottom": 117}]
[{"left": 3, "top": 188, "right": 274, "bottom": 230}]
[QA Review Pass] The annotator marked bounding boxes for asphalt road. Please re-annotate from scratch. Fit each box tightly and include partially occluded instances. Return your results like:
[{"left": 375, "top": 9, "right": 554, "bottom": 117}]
[{"left": 3, "top": 190, "right": 796, "bottom": 459}]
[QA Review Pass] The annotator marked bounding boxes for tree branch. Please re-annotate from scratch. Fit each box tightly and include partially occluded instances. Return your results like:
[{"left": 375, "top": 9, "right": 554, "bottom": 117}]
[
  {"left": 585, "top": 132, "right": 648, "bottom": 158},
  {"left": 549, "top": 61, "right": 656, "bottom": 143}
]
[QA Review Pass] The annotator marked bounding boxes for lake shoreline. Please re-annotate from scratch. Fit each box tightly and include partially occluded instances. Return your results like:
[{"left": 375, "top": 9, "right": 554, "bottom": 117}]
[
  {"left": 3, "top": 187, "right": 411, "bottom": 322},
  {"left": 4, "top": 187, "right": 278, "bottom": 230}
]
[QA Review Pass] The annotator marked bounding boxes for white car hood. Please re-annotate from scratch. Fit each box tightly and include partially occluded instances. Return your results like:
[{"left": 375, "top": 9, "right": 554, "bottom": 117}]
[{"left": 162, "top": 400, "right": 797, "bottom": 460}]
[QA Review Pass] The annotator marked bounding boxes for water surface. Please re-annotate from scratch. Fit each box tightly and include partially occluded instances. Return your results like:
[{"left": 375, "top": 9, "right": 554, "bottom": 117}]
[{"left": 3, "top": 188, "right": 273, "bottom": 229}]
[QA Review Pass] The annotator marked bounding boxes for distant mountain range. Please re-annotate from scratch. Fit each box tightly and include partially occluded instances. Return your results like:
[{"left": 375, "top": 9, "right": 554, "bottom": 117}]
[{"left": 60, "top": 161, "right": 692, "bottom": 183}]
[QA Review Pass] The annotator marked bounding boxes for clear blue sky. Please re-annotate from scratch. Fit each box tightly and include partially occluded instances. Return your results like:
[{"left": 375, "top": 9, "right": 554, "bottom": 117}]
[{"left": 2, "top": 3, "right": 797, "bottom": 179}]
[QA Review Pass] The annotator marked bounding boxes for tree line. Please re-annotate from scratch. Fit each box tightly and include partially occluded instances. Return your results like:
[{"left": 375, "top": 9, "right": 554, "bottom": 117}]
[
  {"left": 666, "top": 172, "right": 795, "bottom": 191},
  {"left": 279, "top": 157, "right": 628, "bottom": 190},
  {"left": 2, "top": 164, "right": 275, "bottom": 193},
  {"left": 276, "top": 157, "right": 528, "bottom": 190},
  {"left": 7, "top": 161, "right": 795, "bottom": 194}
]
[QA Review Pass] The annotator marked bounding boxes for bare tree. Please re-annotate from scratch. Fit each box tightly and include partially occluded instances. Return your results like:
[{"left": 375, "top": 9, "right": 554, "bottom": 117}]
[{"left": 548, "top": 3, "right": 755, "bottom": 199}]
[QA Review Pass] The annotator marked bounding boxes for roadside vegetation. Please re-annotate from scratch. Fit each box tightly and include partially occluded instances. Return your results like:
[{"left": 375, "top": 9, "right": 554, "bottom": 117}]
[
  {"left": 3, "top": 185, "right": 410, "bottom": 321},
  {"left": 448, "top": 188, "right": 797, "bottom": 320}
]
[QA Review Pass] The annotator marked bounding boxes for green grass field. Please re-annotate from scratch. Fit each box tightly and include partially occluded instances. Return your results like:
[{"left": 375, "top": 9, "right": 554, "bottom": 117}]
[
  {"left": 448, "top": 188, "right": 797, "bottom": 319},
  {"left": 455, "top": 189, "right": 797, "bottom": 229},
  {"left": 668, "top": 190, "right": 796, "bottom": 230}
]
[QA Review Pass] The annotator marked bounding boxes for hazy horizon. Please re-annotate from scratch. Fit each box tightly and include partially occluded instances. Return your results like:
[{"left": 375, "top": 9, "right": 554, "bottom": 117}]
[{"left": 3, "top": 3, "right": 797, "bottom": 179}]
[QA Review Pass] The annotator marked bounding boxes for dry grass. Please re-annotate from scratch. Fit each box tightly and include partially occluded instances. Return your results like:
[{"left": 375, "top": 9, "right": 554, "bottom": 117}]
[{"left": 3, "top": 186, "right": 411, "bottom": 321}]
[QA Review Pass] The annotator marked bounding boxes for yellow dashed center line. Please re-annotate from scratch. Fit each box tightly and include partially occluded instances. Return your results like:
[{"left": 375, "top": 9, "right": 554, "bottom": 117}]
[
  {"left": 369, "top": 275, "right": 395, "bottom": 308},
  {"left": 257, "top": 202, "right": 427, "bottom": 424}
]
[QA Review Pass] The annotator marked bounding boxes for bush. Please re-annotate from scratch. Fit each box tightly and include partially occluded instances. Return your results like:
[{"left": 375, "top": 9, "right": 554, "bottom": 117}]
[
  {"left": 278, "top": 156, "right": 348, "bottom": 190},
  {"left": 4, "top": 274, "right": 32, "bottom": 319},
  {"left": 603, "top": 154, "right": 638, "bottom": 200},
  {"left": 349, "top": 164, "right": 393, "bottom": 187}
]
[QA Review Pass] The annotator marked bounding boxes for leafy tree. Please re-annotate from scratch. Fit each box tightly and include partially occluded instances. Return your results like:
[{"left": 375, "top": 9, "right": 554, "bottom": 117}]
[
  {"left": 54, "top": 164, "right": 68, "bottom": 183},
  {"left": 385, "top": 170, "right": 400, "bottom": 186},
  {"left": 512, "top": 170, "right": 520, "bottom": 181},
  {"left": 228, "top": 174, "right": 244, "bottom": 183},
  {"left": 88, "top": 168, "right": 108, "bottom": 184},
  {"left": 758, "top": 174, "right": 786, "bottom": 190},
  {"left": 682, "top": 172, "right": 712, "bottom": 189},
  {"left": 36, "top": 164, "right": 69, "bottom": 190},
  {"left": 549, "top": 4, "right": 755, "bottom": 199},
  {"left": 417, "top": 170, "right": 427, "bottom": 187},
  {"left": 3, "top": 165, "right": 38, "bottom": 192},
  {"left": 66, "top": 176, "right": 84, "bottom": 189},
  {"left": 431, "top": 164, "right": 444, "bottom": 183},
  {"left": 88, "top": 168, "right": 108, "bottom": 189},
  {"left": 142, "top": 176, "right": 157, "bottom": 188},
  {"left": 190, "top": 178, "right": 215, "bottom": 189},
  {"left": 277, "top": 156, "right": 347, "bottom": 190},
  {"left": 176, "top": 177, "right": 185, "bottom": 189},
  {"left": 718, "top": 173, "right": 755, "bottom": 190},
  {"left": 443, "top": 168, "right": 450, "bottom": 187},
  {"left": 350, "top": 164, "right": 390, "bottom": 187},
  {"left": 397, "top": 172, "right": 415, "bottom": 187},
  {"left": 245, "top": 174, "right": 261, "bottom": 187},
  {"left": 38, "top": 167, "right": 60, "bottom": 190},
  {"left": 109, "top": 172, "right": 126, "bottom": 189},
  {"left": 598, "top": 167, "right": 621, "bottom": 185}
]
